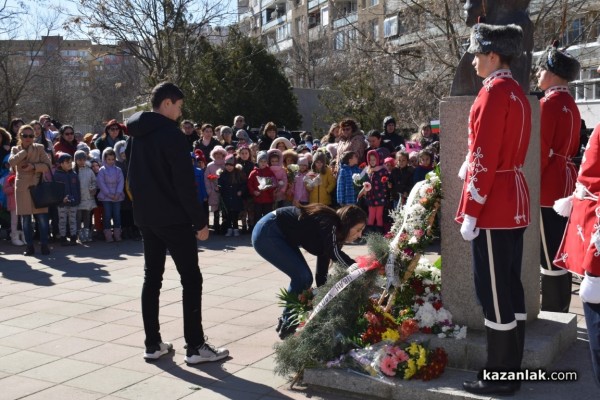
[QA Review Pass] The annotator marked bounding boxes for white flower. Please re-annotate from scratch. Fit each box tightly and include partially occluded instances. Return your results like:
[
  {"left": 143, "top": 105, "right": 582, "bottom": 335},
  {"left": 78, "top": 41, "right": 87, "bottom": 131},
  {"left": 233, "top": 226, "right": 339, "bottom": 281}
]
[
  {"left": 455, "top": 326, "right": 467, "bottom": 340},
  {"left": 408, "top": 236, "right": 418, "bottom": 244},
  {"left": 415, "top": 302, "right": 436, "bottom": 327},
  {"left": 436, "top": 308, "right": 452, "bottom": 323}
]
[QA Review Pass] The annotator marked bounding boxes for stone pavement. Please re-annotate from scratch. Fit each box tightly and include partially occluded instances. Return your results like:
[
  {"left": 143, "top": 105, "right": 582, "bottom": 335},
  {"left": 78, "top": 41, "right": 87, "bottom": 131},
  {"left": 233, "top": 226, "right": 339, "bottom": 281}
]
[{"left": 0, "top": 235, "right": 596, "bottom": 400}]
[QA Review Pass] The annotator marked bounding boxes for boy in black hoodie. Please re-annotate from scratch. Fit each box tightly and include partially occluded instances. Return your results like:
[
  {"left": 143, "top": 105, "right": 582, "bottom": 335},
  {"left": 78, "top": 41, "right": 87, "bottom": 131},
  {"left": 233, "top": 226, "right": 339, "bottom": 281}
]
[{"left": 126, "top": 82, "right": 228, "bottom": 365}]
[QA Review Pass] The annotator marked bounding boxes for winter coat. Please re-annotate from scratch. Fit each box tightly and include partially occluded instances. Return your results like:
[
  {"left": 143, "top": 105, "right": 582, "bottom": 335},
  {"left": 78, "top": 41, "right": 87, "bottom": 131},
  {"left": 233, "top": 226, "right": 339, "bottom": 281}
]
[
  {"left": 218, "top": 169, "right": 246, "bottom": 212},
  {"left": 77, "top": 164, "right": 97, "bottom": 210},
  {"left": 336, "top": 132, "right": 367, "bottom": 168},
  {"left": 390, "top": 166, "right": 415, "bottom": 202},
  {"left": 366, "top": 167, "right": 389, "bottom": 206},
  {"left": 2, "top": 173, "right": 16, "bottom": 211},
  {"left": 247, "top": 166, "right": 276, "bottom": 204},
  {"left": 337, "top": 163, "right": 361, "bottom": 205},
  {"left": 95, "top": 132, "right": 128, "bottom": 155},
  {"left": 205, "top": 160, "right": 224, "bottom": 211},
  {"left": 8, "top": 143, "right": 52, "bottom": 215},
  {"left": 194, "top": 167, "right": 208, "bottom": 204},
  {"left": 54, "top": 168, "right": 81, "bottom": 207},
  {"left": 97, "top": 164, "right": 125, "bottom": 202},
  {"left": 308, "top": 166, "right": 335, "bottom": 206},
  {"left": 194, "top": 137, "right": 222, "bottom": 162},
  {"left": 293, "top": 171, "right": 309, "bottom": 204},
  {"left": 53, "top": 138, "right": 78, "bottom": 160}
]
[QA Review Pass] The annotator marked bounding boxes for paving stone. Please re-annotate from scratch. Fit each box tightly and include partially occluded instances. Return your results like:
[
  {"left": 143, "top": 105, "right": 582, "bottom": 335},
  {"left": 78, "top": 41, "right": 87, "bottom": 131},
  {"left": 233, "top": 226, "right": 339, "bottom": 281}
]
[
  {"left": 20, "top": 358, "right": 103, "bottom": 383},
  {"left": 0, "top": 375, "right": 55, "bottom": 400},
  {"left": 64, "top": 366, "right": 151, "bottom": 394}
]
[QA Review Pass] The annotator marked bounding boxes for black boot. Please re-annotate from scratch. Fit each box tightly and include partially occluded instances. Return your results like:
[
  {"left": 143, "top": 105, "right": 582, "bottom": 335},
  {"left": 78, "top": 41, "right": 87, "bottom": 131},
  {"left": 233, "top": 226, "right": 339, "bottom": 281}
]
[
  {"left": 541, "top": 273, "right": 572, "bottom": 312},
  {"left": 23, "top": 244, "right": 35, "bottom": 256},
  {"left": 41, "top": 244, "right": 50, "bottom": 255},
  {"left": 463, "top": 327, "right": 520, "bottom": 395},
  {"left": 213, "top": 211, "right": 221, "bottom": 233}
]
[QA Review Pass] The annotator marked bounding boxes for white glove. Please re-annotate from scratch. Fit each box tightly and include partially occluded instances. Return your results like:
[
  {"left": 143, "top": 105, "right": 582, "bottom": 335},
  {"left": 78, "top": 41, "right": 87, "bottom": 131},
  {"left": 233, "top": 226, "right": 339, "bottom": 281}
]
[
  {"left": 458, "top": 155, "right": 469, "bottom": 180},
  {"left": 580, "top": 273, "right": 600, "bottom": 304},
  {"left": 460, "top": 215, "right": 480, "bottom": 241}
]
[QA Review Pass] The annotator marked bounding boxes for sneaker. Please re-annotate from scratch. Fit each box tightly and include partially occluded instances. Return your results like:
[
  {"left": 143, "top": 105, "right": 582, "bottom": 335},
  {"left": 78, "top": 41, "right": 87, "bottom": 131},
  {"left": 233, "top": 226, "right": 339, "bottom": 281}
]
[
  {"left": 143, "top": 342, "right": 173, "bottom": 360},
  {"left": 225, "top": 228, "right": 233, "bottom": 237},
  {"left": 233, "top": 229, "right": 240, "bottom": 237},
  {"left": 278, "top": 321, "right": 298, "bottom": 340},
  {"left": 185, "top": 341, "right": 229, "bottom": 364}
]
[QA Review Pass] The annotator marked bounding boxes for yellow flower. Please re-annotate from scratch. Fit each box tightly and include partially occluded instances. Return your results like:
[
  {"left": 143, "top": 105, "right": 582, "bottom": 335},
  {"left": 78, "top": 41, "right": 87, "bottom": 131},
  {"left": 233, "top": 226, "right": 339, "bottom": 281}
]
[
  {"left": 417, "top": 347, "right": 427, "bottom": 369},
  {"left": 382, "top": 329, "right": 400, "bottom": 342},
  {"left": 404, "top": 359, "right": 417, "bottom": 379},
  {"left": 408, "top": 342, "right": 419, "bottom": 356},
  {"left": 383, "top": 311, "right": 395, "bottom": 323}
]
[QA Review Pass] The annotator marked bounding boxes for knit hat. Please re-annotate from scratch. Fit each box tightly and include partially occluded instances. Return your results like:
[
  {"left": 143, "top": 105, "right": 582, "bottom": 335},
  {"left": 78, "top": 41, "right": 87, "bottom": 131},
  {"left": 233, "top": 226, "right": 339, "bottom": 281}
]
[
  {"left": 384, "top": 157, "right": 396, "bottom": 165},
  {"left": 267, "top": 148, "right": 282, "bottom": 165},
  {"left": 194, "top": 149, "right": 206, "bottom": 164},
  {"left": 538, "top": 40, "right": 580, "bottom": 82},
  {"left": 57, "top": 152, "right": 72, "bottom": 164},
  {"left": 221, "top": 126, "right": 233, "bottom": 136},
  {"left": 326, "top": 143, "right": 338, "bottom": 159},
  {"left": 467, "top": 23, "right": 523, "bottom": 57},
  {"left": 298, "top": 157, "right": 309, "bottom": 167},
  {"left": 383, "top": 116, "right": 396, "bottom": 130},
  {"left": 209, "top": 145, "right": 227, "bottom": 160},
  {"left": 366, "top": 149, "right": 382, "bottom": 166},
  {"left": 83, "top": 133, "right": 94, "bottom": 145},
  {"left": 74, "top": 150, "right": 87, "bottom": 160},
  {"left": 224, "top": 154, "right": 236, "bottom": 165},
  {"left": 257, "top": 151, "right": 268, "bottom": 163},
  {"left": 235, "top": 129, "right": 252, "bottom": 143},
  {"left": 76, "top": 142, "right": 91, "bottom": 155},
  {"left": 90, "top": 149, "right": 101, "bottom": 163},
  {"left": 104, "top": 119, "right": 121, "bottom": 134},
  {"left": 225, "top": 145, "right": 235, "bottom": 152}
]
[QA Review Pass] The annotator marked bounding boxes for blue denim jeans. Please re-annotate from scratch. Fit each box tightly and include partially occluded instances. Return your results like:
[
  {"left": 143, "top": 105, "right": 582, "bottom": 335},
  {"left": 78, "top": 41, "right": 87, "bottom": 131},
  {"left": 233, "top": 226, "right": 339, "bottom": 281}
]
[
  {"left": 583, "top": 301, "right": 600, "bottom": 387},
  {"left": 252, "top": 212, "right": 313, "bottom": 322},
  {"left": 22, "top": 213, "right": 49, "bottom": 245},
  {"left": 103, "top": 201, "right": 121, "bottom": 229}
]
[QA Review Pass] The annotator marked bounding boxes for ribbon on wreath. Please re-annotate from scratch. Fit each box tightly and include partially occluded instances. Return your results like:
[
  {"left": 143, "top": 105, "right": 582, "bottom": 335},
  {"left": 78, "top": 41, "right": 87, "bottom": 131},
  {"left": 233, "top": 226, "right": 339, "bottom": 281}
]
[{"left": 306, "top": 262, "right": 379, "bottom": 324}]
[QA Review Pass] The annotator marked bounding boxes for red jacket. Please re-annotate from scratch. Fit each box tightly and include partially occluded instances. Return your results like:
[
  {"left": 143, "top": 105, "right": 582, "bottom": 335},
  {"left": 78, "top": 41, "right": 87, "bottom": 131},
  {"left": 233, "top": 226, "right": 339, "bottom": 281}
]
[
  {"left": 455, "top": 69, "right": 532, "bottom": 229},
  {"left": 247, "top": 166, "right": 276, "bottom": 204},
  {"left": 554, "top": 124, "right": 600, "bottom": 277},
  {"left": 540, "top": 86, "right": 581, "bottom": 207}
]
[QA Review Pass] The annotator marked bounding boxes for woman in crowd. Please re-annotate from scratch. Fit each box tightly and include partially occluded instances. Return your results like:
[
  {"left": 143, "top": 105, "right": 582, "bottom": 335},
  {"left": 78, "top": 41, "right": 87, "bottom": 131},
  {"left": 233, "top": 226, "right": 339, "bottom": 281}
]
[
  {"left": 95, "top": 120, "right": 128, "bottom": 154},
  {"left": 8, "top": 125, "right": 52, "bottom": 255},
  {"left": 53, "top": 125, "right": 79, "bottom": 159},
  {"left": 30, "top": 120, "right": 53, "bottom": 155}
]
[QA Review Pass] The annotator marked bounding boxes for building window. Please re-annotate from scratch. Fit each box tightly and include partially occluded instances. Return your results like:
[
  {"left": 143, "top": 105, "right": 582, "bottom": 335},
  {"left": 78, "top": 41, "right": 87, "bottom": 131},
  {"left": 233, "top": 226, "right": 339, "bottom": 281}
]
[
  {"left": 296, "top": 16, "right": 306, "bottom": 35},
  {"left": 573, "top": 68, "right": 600, "bottom": 102},
  {"left": 562, "top": 17, "right": 584, "bottom": 45},
  {"left": 370, "top": 19, "right": 379, "bottom": 40},
  {"left": 384, "top": 16, "right": 398, "bottom": 38},
  {"left": 334, "top": 31, "right": 345, "bottom": 50},
  {"left": 277, "top": 23, "right": 291, "bottom": 42},
  {"left": 369, "top": 0, "right": 379, "bottom": 6},
  {"left": 322, "top": 6, "right": 329, "bottom": 26}
]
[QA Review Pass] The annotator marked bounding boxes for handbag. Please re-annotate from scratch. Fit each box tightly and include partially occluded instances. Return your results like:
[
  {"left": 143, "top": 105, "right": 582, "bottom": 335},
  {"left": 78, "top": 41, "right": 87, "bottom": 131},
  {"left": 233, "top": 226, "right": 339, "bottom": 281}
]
[{"left": 29, "top": 167, "right": 65, "bottom": 208}]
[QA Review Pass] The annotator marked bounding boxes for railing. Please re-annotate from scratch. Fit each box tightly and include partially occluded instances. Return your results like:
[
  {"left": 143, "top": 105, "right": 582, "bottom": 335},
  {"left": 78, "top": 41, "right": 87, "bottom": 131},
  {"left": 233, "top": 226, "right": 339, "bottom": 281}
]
[
  {"left": 308, "top": 0, "right": 328, "bottom": 10},
  {"left": 308, "top": 26, "right": 323, "bottom": 41},
  {"left": 262, "top": 15, "right": 286, "bottom": 32},
  {"left": 333, "top": 12, "right": 357, "bottom": 29}
]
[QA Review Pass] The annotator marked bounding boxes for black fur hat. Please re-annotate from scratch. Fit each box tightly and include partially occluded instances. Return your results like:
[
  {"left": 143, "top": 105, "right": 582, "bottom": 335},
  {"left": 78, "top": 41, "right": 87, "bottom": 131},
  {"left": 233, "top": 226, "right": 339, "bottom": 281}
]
[
  {"left": 467, "top": 23, "right": 523, "bottom": 57},
  {"left": 538, "top": 41, "right": 581, "bottom": 82}
]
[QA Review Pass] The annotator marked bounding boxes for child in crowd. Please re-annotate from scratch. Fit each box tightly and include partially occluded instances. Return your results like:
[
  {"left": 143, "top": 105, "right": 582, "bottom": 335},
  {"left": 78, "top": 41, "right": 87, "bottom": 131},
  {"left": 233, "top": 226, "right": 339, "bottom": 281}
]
[
  {"left": 205, "top": 145, "right": 227, "bottom": 233},
  {"left": 97, "top": 147, "right": 124, "bottom": 242},
  {"left": 114, "top": 140, "right": 138, "bottom": 240},
  {"left": 193, "top": 150, "right": 208, "bottom": 217},
  {"left": 413, "top": 149, "right": 434, "bottom": 183},
  {"left": 54, "top": 152, "right": 81, "bottom": 245},
  {"left": 292, "top": 156, "right": 310, "bottom": 206},
  {"left": 306, "top": 151, "right": 335, "bottom": 206},
  {"left": 267, "top": 149, "right": 288, "bottom": 209},
  {"left": 336, "top": 151, "right": 360, "bottom": 206},
  {"left": 247, "top": 151, "right": 276, "bottom": 221},
  {"left": 74, "top": 150, "right": 96, "bottom": 243},
  {"left": 282, "top": 149, "right": 298, "bottom": 207},
  {"left": 360, "top": 149, "right": 389, "bottom": 233},
  {"left": 390, "top": 151, "right": 415, "bottom": 208},
  {"left": 236, "top": 146, "right": 255, "bottom": 232},
  {"left": 218, "top": 154, "right": 246, "bottom": 237},
  {"left": 408, "top": 151, "right": 419, "bottom": 168},
  {"left": 383, "top": 157, "right": 396, "bottom": 174},
  {"left": 1, "top": 157, "right": 24, "bottom": 246},
  {"left": 90, "top": 159, "right": 104, "bottom": 239}
]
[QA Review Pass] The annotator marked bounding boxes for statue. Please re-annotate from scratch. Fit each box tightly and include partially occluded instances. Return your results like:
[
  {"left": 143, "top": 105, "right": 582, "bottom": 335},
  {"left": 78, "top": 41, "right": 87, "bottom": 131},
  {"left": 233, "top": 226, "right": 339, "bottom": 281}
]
[{"left": 450, "top": 0, "right": 534, "bottom": 96}]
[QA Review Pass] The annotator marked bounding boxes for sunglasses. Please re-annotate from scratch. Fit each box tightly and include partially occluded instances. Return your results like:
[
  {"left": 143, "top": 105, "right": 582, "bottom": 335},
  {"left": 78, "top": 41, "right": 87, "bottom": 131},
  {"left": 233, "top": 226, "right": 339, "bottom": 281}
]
[
  {"left": 63, "top": 132, "right": 74, "bottom": 136},
  {"left": 21, "top": 134, "right": 34, "bottom": 139},
  {"left": 109, "top": 127, "right": 120, "bottom": 131}
]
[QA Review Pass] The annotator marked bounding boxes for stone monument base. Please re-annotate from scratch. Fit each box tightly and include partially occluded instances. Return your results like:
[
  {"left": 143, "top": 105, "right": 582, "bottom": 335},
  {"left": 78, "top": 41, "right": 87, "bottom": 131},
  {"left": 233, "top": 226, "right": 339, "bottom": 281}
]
[{"left": 303, "top": 312, "right": 577, "bottom": 400}]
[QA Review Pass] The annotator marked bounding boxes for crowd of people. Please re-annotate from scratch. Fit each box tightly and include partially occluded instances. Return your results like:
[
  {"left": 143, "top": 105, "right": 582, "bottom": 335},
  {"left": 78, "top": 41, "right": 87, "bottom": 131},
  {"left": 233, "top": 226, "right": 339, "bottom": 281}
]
[{"left": 0, "top": 113, "right": 441, "bottom": 254}]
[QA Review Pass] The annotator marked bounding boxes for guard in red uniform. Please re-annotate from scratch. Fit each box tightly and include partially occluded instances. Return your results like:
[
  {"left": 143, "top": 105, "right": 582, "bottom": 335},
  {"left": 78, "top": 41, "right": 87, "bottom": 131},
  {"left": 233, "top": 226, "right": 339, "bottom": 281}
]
[
  {"left": 554, "top": 121, "right": 600, "bottom": 386},
  {"left": 537, "top": 42, "right": 581, "bottom": 313},
  {"left": 456, "top": 23, "right": 531, "bottom": 396}
]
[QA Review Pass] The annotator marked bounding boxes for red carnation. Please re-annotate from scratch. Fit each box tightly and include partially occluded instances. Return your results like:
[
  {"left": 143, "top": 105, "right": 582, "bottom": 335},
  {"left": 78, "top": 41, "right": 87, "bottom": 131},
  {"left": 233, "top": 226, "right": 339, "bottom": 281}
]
[
  {"left": 381, "top": 176, "right": 388, "bottom": 184},
  {"left": 359, "top": 162, "right": 366, "bottom": 169}
]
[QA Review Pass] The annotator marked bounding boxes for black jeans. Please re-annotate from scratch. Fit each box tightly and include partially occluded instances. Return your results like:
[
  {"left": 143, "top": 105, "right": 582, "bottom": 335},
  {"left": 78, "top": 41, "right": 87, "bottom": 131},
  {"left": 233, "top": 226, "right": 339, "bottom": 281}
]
[{"left": 139, "top": 224, "right": 204, "bottom": 348}]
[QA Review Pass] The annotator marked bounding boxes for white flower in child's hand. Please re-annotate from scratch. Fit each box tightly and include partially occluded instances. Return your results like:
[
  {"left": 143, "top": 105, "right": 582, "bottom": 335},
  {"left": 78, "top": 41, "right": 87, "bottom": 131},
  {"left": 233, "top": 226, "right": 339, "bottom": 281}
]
[{"left": 363, "top": 182, "right": 372, "bottom": 192}]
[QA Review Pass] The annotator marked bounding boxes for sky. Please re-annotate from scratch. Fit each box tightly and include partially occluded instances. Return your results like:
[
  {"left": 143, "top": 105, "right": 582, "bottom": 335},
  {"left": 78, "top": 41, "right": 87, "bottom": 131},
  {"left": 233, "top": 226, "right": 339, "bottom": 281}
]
[{"left": 3, "top": 0, "right": 238, "bottom": 39}]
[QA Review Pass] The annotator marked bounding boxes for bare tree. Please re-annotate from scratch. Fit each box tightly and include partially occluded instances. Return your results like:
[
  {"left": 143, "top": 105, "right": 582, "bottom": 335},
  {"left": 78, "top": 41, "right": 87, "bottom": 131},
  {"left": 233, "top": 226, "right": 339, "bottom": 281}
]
[{"left": 65, "top": 0, "right": 234, "bottom": 86}]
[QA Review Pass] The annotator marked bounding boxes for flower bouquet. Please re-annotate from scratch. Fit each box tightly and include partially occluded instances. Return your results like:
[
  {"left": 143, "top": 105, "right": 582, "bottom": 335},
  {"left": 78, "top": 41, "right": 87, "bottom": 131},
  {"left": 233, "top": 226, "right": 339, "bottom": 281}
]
[
  {"left": 257, "top": 176, "right": 274, "bottom": 191},
  {"left": 277, "top": 288, "right": 315, "bottom": 327},
  {"left": 303, "top": 172, "right": 321, "bottom": 189}
]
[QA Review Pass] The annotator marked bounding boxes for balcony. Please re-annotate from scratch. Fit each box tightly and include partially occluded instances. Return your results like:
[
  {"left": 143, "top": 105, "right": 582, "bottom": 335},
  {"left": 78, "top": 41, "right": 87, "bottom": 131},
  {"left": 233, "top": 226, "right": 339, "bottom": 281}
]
[
  {"left": 268, "top": 38, "right": 293, "bottom": 54},
  {"left": 262, "top": 15, "right": 286, "bottom": 32},
  {"left": 308, "top": 0, "right": 327, "bottom": 10},
  {"left": 308, "top": 25, "right": 324, "bottom": 42},
  {"left": 332, "top": 12, "right": 357, "bottom": 29}
]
